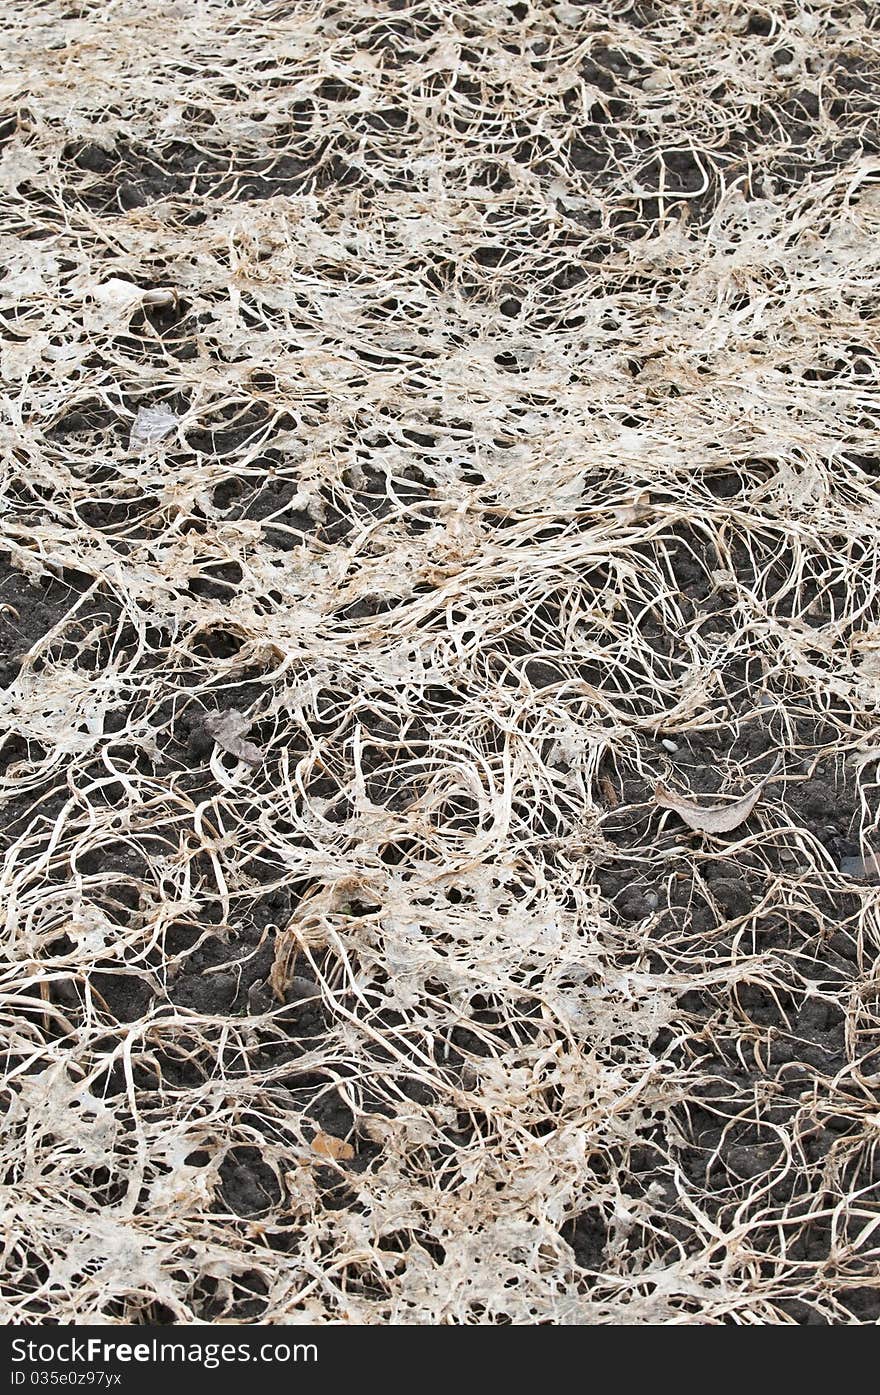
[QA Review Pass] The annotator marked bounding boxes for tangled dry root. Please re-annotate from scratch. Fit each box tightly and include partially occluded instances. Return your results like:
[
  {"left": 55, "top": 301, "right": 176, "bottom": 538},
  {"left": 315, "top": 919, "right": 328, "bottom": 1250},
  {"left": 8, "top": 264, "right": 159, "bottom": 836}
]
[{"left": 1, "top": 0, "right": 879, "bottom": 1324}]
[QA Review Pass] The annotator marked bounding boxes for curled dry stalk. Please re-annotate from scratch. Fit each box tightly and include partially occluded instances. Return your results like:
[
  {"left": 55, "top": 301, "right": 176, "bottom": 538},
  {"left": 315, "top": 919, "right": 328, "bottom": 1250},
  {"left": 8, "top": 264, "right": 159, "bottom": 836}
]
[{"left": 0, "top": 0, "right": 879, "bottom": 1325}]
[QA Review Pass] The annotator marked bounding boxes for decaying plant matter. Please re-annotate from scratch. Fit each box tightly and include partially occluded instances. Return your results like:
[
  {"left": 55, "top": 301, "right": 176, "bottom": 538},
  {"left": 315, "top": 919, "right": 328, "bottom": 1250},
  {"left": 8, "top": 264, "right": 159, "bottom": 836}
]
[{"left": 1, "top": 0, "right": 879, "bottom": 1325}]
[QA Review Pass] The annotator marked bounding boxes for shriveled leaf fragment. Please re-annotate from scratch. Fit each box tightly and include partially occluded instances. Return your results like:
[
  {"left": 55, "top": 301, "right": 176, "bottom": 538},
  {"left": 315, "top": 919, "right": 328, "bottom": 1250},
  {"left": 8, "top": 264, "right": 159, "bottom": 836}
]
[
  {"left": 93, "top": 279, "right": 176, "bottom": 314},
  {"left": 710, "top": 568, "right": 738, "bottom": 592},
  {"left": 610, "top": 491, "right": 652, "bottom": 525},
  {"left": 642, "top": 67, "right": 673, "bottom": 92},
  {"left": 311, "top": 1131, "right": 354, "bottom": 1162},
  {"left": 90, "top": 279, "right": 177, "bottom": 332},
  {"left": 655, "top": 763, "right": 778, "bottom": 834},
  {"left": 129, "top": 404, "right": 178, "bottom": 452},
  {"left": 93, "top": 278, "right": 145, "bottom": 314},
  {"left": 599, "top": 774, "right": 620, "bottom": 807},
  {"left": 203, "top": 709, "right": 262, "bottom": 766}
]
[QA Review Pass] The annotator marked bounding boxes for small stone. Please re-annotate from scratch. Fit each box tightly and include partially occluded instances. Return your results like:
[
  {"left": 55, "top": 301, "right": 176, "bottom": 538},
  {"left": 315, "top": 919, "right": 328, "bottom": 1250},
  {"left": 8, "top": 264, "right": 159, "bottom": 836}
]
[
  {"left": 661, "top": 738, "right": 678, "bottom": 753},
  {"left": 247, "top": 979, "right": 273, "bottom": 1015},
  {"left": 284, "top": 976, "right": 321, "bottom": 1004}
]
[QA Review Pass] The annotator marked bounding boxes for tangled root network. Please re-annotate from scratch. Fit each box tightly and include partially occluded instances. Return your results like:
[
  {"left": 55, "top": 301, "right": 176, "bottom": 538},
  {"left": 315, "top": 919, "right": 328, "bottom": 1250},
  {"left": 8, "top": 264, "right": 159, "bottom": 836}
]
[{"left": 2, "top": 0, "right": 880, "bottom": 1326}]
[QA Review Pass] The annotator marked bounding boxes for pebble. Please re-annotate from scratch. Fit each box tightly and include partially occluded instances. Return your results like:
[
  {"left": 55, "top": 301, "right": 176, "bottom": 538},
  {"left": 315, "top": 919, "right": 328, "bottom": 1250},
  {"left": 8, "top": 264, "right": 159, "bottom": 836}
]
[{"left": 661, "top": 738, "right": 678, "bottom": 753}]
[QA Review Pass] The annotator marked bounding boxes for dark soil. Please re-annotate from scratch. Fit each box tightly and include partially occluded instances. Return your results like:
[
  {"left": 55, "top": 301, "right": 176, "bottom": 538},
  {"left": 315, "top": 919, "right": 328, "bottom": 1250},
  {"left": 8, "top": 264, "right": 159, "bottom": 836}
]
[
  {"left": 4, "top": 0, "right": 880, "bottom": 1327},
  {"left": 0, "top": 554, "right": 104, "bottom": 691},
  {"left": 6, "top": 496, "right": 875, "bottom": 1321}
]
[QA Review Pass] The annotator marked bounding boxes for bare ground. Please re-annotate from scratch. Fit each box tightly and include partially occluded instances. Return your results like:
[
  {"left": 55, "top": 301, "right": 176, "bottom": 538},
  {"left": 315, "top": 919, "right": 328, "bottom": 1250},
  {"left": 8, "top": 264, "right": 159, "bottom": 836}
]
[{"left": 1, "top": 0, "right": 880, "bottom": 1324}]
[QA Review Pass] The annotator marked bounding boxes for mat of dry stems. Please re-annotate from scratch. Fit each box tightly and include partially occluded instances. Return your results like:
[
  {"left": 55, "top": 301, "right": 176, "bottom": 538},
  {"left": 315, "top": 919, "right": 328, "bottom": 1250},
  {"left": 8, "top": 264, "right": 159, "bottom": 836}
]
[{"left": 1, "top": 0, "right": 880, "bottom": 1326}]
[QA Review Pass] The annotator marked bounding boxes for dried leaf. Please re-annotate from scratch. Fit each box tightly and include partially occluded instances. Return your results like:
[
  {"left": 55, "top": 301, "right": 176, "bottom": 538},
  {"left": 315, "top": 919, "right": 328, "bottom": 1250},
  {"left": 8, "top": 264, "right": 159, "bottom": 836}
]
[
  {"left": 710, "top": 568, "right": 738, "bottom": 592},
  {"left": 129, "top": 404, "right": 178, "bottom": 452},
  {"left": 599, "top": 774, "right": 620, "bottom": 807},
  {"left": 642, "top": 67, "right": 673, "bottom": 93},
  {"left": 91, "top": 278, "right": 148, "bottom": 316},
  {"left": 91, "top": 279, "right": 177, "bottom": 332},
  {"left": 610, "top": 491, "right": 652, "bottom": 525},
  {"left": 655, "top": 761, "right": 779, "bottom": 834},
  {"left": 202, "top": 709, "right": 262, "bottom": 766},
  {"left": 311, "top": 1131, "right": 355, "bottom": 1162}
]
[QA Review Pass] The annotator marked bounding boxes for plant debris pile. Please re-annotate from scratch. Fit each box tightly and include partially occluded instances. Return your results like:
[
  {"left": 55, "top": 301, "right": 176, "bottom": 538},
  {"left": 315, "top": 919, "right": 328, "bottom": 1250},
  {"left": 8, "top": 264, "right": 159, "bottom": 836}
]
[{"left": 1, "top": 0, "right": 880, "bottom": 1324}]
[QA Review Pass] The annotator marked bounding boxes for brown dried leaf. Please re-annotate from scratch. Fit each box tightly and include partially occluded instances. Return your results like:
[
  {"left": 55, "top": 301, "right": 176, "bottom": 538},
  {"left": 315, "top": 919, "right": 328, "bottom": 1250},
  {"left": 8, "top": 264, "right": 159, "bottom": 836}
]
[
  {"left": 599, "top": 774, "right": 620, "bottom": 807},
  {"left": 311, "top": 1131, "right": 355, "bottom": 1162},
  {"left": 202, "top": 709, "right": 262, "bottom": 766},
  {"left": 655, "top": 762, "right": 778, "bottom": 834}
]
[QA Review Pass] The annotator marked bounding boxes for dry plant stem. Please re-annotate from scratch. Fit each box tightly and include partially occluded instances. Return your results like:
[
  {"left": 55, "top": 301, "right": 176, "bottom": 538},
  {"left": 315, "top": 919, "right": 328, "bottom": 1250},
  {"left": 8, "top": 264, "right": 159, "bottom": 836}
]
[{"left": 0, "top": 0, "right": 879, "bottom": 1325}]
